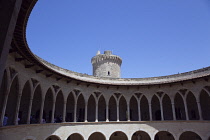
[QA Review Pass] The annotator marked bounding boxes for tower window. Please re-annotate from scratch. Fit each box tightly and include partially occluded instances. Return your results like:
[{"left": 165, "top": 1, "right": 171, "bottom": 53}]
[{"left": 108, "top": 71, "right": 110, "bottom": 76}]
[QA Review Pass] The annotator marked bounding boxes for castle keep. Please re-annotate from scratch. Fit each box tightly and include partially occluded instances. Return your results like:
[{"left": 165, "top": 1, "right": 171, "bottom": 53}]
[{"left": 0, "top": 1, "right": 210, "bottom": 140}]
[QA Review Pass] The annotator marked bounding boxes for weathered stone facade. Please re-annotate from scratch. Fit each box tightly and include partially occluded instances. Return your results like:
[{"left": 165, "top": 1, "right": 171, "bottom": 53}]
[{"left": 0, "top": 0, "right": 210, "bottom": 140}]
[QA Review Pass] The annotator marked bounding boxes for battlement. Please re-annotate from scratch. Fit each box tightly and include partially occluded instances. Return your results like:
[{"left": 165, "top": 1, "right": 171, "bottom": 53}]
[{"left": 91, "top": 51, "right": 122, "bottom": 66}]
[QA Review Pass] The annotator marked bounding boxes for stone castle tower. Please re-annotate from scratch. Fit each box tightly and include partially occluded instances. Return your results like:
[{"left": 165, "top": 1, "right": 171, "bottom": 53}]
[{"left": 91, "top": 50, "right": 122, "bottom": 78}]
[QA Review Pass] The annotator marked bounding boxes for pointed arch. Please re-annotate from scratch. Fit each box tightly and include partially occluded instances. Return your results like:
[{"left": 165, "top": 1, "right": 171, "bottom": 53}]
[
  {"left": 5, "top": 76, "right": 19, "bottom": 125},
  {"left": 162, "top": 94, "right": 173, "bottom": 120},
  {"left": 174, "top": 93, "right": 186, "bottom": 120},
  {"left": 87, "top": 94, "right": 96, "bottom": 122},
  {"left": 186, "top": 91, "right": 199, "bottom": 120},
  {"left": 140, "top": 95, "right": 149, "bottom": 121},
  {"left": 66, "top": 92, "right": 75, "bottom": 122},
  {"left": 0, "top": 70, "right": 8, "bottom": 119},
  {"left": 109, "top": 95, "right": 117, "bottom": 121},
  {"left": 98, "top": 95, "right": 106, "bottom": 121},
  {"left": 119, "top": 95, "right": 127, "bottom": 121},
  {"left": 19, "top": 80, "right": 32, "bottom": 124},
  {"left": 43, "top": 88, "right": 54, "bottom": 123},
  {"left": 130, "top": 96, "right": 138, "bottom": 121},
  {"left": 31, "top": 84, "right": 42, "bottom": 124},
  {"left": 200, "top": 89, "right": 210, "bottom": 120},
  {"left": 54, "top": 90, "right": 64, "bottom": 123},
  {"left": 77, "top": 93, "right": 85, "bottom": 122},
  {"left": 151, "top": 95, "right": 161, "bottom": 120}
]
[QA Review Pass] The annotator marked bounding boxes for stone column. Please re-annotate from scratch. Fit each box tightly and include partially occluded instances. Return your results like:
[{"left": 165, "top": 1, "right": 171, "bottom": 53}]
[
  {"left": 160, "top": 100, "right": 164, "bottom": 121},
  {"left": 27, "top": 97, "right": 33, "bottom": 124},
  {"left": 149, "top": 103, "right": 152, "bottom": 121},
  {"left": 85, "top": 102, "right": 88, "bottom": 122},
  {"left": 39, "top": 99, "right": 45, "bottom": 123},
  {"left": 74, "top": 101, "right": 77, "bottom": 122},
  {"left": 171, "top": 102, "right": 176, "bottom": 120},
  {"left": 0, "top": 0, "right": 23, "bottom": 87},
  {"left": 127, "top": 102, "right": 130, "bottom": 121},
  {"left": 106, "top": 103, "right": 109, "bottom": 122},
  {"left": 117, "top": 102, "right": 119, "bottom": 122},
  {"left": 0, "top": 89, "right": 9, "bottom": 126},
  {"left": 62, "top": 101, "right": 67, "bottom": 122},
  {"left": 196, "top": 101, "right": 203, "bottom": 120},
  {"left": 183, "top": 99, "right": 189, "bottom": 120},
  {"left": 95, "top": 102, "right": 98, "bottom": 122},
  {"left": 51, "top": 101, "right": 56, "bottom": 123},
  {"left": 138, "top": 100, "right": 141, "bottom": 121},
  {"left": 14, "top": 93, "right": 22, "bottom": 125}
]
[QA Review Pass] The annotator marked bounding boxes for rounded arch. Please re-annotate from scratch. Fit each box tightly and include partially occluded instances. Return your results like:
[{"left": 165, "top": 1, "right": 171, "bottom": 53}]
[
  {"left": 109, "top": 95, "right": 117, "bottom": 121},
  {"left": 151, "top": 95, "right": 161, "bottom": 120},
  {"left": 88, "top": 132, "right": 106, "bottom": 140},
  {"left": 140, "top": 95, "right": 149, "bottom": 121},
  {"left": 162, "top": 94, "right": 173, "bottom": 120},
  {"left": 87, "top": 94, "right": 96, "bottom": 122},
  {"left": 186, "top": 91, "right": 199, "bottom": 120},
  {"left": 54, "top": 90, "right": 64, "bottom": 123},
  {"left": 131, "top": 130, "right": 151, "bottom": 140},
  {"left": 76, "top": 93, "right": 85, "bottom": 122},
  {"left": 130, "top": 96, "right": 138, "bottom": 121},
  {"left": 5, "top": 75, "right": 19, "bottom": 125},
  {"left": 98, "top": 95, "right": 106, "bottom": 121},
  {"left": 19, "top": 80, "right": 32, "bottom": 124},
  {"left": 154, "top": 131, "right": 175, "bottom": 140},
  {"left": 200, "top": 89, "right": 210, "bottom": 120},
  {"left": 174, "top": 93, "right": 186, "bottom": 120},
  {"left": 66, "top": 92, "right": 75, "bottom": 122},
  {"left": 67, "top": 133, "right": 84, "bottom": 140},
  {"left": 43, "top": 88, "right": 54, "bottom": 123},
  {"left": 109, "top": 131, "right": 128, "bottom": 140},
  {"left": 45, "top": 135, "right": 61, "bottom": 140},
  {"left": 179, "top": 131, "right": 202, "bottom": 140},
  {"left": 119, "top": 95, "right": 127, "bottom": 121}
]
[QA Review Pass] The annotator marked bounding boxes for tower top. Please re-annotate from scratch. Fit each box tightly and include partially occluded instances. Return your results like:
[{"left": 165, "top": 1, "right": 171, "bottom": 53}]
[{"left": 91, "top": 50, "right": 122, "bottom": 78}]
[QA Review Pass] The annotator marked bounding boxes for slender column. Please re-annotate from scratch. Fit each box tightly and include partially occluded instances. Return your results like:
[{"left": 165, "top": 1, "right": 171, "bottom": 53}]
[
  {"left": 127, "top": 102, "right": 130, "bottom": 121},
  {"left": 149, "top": 103, "right": 152, "bottom": 121},
  {"left": 14, "top": 93, "right": 22, "bottom": 125},
  {"left": 183, "top": 99, "right": 189, "bottom": 120},
  {"left": 74, "top": 101, "right": 77, "bottom": 122},
  {"left": 39, "top": 99, "right": 45, "bottom": 123},
  {"left": 27, "top": 97, "right": 33, "bottom": 124},
  {"left": 160, "top": 100, "right": 164, "bottom": 121},
  {"left": 117, "top": 102, "right": 119, "bottom": 122},
  {"left": 196, "top": 101, "right": 203, "bottom": 120},
  {"left": 171, "top": 102, "right": 176, "bottom": 120},
  {"left": 106, "top": 103, "right": 109, "bottom": 122},
  {"left": 51, "top": 101, "right": 56, "bottom": 123},
  {"left": 85, "top": 102, "right": 88, "bottom": 122},
  {"left": 62, "top": 101, "right": 67, "bottom": 122},
  {"left": 138, "top": 100, "right": 141, "bottom": 121},
  {"left": 0, "top": 89, "right": 9, "bottom": 126},
  {"left": 95, "top": 102, "right": 98, "bottom": 122}
]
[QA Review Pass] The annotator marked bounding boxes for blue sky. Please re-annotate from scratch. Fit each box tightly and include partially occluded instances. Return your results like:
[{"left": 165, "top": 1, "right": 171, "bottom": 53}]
[{"left": 27, "top": 0, "right": 210, "bottom": 78}]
